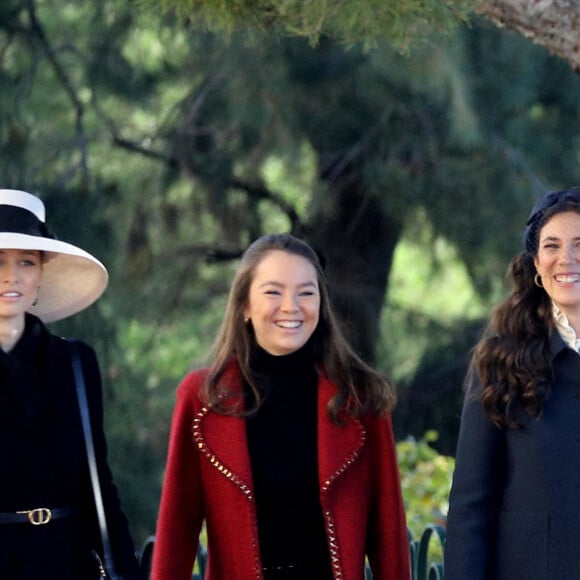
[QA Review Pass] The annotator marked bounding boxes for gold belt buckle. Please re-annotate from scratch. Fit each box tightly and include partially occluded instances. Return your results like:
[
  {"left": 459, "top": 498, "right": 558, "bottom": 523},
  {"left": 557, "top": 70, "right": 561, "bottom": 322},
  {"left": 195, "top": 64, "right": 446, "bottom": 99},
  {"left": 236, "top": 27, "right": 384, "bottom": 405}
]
[{"left": 17, "top": 508, "right": 52, "bottom": 525}]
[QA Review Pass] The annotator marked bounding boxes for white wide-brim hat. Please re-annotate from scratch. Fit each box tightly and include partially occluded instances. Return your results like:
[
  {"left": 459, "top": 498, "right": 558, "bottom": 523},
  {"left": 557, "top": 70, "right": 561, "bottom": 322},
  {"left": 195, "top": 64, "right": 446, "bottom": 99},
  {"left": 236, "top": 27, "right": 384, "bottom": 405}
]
[{"left": 0, "top": 189, "right": 109, "bottom": 323}]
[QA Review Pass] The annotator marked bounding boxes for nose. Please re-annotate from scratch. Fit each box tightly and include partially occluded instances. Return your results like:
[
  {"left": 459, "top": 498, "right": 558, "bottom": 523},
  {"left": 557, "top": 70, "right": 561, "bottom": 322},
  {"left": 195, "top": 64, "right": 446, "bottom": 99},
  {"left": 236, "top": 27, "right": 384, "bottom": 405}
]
[
  {"left": 281, "top": 292, "right": 298, "bottom": 312},
  {"left": 1, "top": 261, "right": 17, "bottom": 282},
  {"left": 559, "top": 244, "right": 578, "bottom": 264}
]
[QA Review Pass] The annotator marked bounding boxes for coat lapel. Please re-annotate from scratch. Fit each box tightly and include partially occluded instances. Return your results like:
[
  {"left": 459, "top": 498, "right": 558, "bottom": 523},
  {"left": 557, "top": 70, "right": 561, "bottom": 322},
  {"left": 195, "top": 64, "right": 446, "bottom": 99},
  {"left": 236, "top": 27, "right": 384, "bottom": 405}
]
[
  {"left": 194, "top": 366, "right": 366, "bottom": 499},
  {"left": 194, "top": 366, "right": 255, "bottom": 499},
  {"left": 317, "top": 375, "right": 366, "bottom": 492}
]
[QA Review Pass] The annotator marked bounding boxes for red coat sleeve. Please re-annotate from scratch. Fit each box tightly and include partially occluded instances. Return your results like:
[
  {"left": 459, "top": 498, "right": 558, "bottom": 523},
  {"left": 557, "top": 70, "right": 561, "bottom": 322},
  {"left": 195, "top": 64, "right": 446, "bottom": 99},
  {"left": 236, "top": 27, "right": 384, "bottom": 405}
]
[
  {"left": 151, "top": 373, "right": 205, "bottom": 580},
  {"left": 366, "top": 414, "right": 412, "bottom": 580}
]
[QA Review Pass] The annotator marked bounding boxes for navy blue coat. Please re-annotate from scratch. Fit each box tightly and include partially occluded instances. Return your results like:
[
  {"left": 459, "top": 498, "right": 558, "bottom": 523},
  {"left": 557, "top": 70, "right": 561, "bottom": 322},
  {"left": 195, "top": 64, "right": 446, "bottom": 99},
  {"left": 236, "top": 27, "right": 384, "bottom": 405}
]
[
  {"left": 444, "top": 332, "right": 580, "bottom": 580},
  {"left": 0, "top": 314, "right": 139, "bottom": 579}
]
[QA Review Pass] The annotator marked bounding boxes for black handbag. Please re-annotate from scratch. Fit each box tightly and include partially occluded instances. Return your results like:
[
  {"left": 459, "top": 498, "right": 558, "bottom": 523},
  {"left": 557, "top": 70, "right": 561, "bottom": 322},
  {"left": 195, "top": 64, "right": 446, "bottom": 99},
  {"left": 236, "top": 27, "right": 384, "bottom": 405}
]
[{"left": 68, "top": 339, "right": 121, "bottom": 580}]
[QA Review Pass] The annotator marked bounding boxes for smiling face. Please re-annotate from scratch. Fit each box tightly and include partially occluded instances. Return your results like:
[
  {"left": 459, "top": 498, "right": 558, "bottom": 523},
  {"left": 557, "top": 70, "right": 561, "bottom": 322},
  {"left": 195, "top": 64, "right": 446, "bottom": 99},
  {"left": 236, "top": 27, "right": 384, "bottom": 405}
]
[
  {"left": 0, "top": 249, "right": 43, "bottom": 322},
  {"left": 243, "top": 250, "right": 320, "bottom": 356},
  {"left": 534, "top": 211, "right": 580, "bottom": 323}
]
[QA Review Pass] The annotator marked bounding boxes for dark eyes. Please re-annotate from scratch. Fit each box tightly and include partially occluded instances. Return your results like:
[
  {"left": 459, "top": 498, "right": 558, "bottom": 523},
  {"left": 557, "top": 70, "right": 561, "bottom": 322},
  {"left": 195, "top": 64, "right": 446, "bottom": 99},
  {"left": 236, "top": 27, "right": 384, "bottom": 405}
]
[
  {"left": 541, "top": 243, "right": 580, "bottom": 252},
  {"left": 0, "top": 259, "right": 38, "bottom": 267},
  {"left": 263, "top": 289, "right": 317, "bottom": 296}
]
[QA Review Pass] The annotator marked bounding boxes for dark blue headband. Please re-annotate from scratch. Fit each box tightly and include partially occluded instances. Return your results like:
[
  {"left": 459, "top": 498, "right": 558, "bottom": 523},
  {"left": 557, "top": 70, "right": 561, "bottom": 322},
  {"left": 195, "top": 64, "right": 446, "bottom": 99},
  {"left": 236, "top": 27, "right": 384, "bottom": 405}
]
[
  {"left": 0, "top": 205, "right": 54, "bottom": 238},
  {"left": 523, "top": 186, "right": 580, "bottom": 253}
]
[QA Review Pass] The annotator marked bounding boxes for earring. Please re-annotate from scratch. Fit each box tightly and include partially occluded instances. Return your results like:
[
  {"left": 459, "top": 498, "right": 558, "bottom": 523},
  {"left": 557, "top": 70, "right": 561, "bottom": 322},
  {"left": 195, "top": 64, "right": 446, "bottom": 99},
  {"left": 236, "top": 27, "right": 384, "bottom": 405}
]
[
  {"left": 534, "top": 274, "right": 543, "bottom": 288},
  {"left": 243, "top": 317, "right": 249, "bottom": 324},
  {"left": 33, "top": 287, "right": 40, "bottom": 306}
]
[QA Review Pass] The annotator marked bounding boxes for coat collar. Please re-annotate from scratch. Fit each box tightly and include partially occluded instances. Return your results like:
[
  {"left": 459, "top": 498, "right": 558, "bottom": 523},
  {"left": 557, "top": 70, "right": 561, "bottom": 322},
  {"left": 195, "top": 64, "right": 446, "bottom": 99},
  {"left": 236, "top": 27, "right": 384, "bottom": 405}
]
[
  {"left": 316, "top": 375, "right": 366, "bottom": 493},
  {"left": 193, "top": 364, "right": 255, "bottom": 499},
  {"left": 550, "top": 327, "right": 573, "bottom": 359},
  {"left": 193, "top": 361, "right": 366, "bottom": 498}
]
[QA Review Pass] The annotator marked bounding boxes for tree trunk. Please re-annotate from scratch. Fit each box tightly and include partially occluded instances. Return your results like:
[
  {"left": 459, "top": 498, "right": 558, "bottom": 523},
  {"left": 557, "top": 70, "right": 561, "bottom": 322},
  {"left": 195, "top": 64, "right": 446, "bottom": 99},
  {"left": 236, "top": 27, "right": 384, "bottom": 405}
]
[
  {"left": 478, "top": 0, "right": 580, "bottom": 71},
  {"left": 306, "top": 181, "right": 402, "bottom": 365}
]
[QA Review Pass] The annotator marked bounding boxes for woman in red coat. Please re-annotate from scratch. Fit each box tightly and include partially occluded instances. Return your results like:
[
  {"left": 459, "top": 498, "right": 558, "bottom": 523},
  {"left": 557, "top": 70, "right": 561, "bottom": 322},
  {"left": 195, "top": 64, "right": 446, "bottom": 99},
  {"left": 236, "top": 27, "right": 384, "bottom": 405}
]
[{"left": 152, "top": 233, "right": 410, "bottom": 580}]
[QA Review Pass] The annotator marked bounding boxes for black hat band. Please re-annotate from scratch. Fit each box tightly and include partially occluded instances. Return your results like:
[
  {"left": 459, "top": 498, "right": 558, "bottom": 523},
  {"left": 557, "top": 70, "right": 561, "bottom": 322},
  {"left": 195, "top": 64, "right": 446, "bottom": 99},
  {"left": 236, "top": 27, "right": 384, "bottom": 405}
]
[{"left": 0, "top": 205, "right": 54, "bottom": 238}]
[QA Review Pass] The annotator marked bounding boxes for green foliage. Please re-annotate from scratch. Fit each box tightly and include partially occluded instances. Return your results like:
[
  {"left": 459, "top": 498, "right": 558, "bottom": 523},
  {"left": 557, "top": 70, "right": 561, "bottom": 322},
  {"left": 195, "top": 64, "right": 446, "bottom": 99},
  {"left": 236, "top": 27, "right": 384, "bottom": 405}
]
[
  {"left": 377, "top": 210, "right": 493, "bottom": 383},
  {"left": 156, "top": 0, "right": 475, "bottom": 49},
  {"left": 101, "top": 287, "right": 229, "bottom": 542},
  {"left": 397, "top": 431, "right": 454, "bottom": 539}
]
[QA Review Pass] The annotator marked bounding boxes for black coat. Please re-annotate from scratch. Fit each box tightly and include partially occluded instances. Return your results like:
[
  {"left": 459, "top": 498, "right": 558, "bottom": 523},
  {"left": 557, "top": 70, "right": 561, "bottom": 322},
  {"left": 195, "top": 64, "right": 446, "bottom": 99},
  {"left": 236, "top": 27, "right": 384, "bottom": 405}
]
[
  {"left": 444, "top": 332, "right": 580, "bottom": 580},
  {"left": 0, "top": 314, "right": 139, "bottom": 580}
]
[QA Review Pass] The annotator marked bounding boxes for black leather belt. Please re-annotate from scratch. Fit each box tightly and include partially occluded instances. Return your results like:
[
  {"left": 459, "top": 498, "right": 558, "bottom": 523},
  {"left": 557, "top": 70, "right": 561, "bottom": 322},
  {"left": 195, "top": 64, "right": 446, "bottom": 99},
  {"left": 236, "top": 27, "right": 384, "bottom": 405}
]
[{"left": 0, "top": 506, "right": 75, "bottom": 526}]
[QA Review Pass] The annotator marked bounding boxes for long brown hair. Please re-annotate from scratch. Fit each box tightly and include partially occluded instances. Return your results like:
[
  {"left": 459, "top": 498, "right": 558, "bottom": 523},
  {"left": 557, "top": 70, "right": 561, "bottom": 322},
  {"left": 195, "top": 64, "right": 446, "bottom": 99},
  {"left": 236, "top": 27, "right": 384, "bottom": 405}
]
[
  {"left": 201, "top": 233, "right": 396, "bottom": 423},
  {"left": 474, "top": 200, "right": 580, "bottom": 428}
]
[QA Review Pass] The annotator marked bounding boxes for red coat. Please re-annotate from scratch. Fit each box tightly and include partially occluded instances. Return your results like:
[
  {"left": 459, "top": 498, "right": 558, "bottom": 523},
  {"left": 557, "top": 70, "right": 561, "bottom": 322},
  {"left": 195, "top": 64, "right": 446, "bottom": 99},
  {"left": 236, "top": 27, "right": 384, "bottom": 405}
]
[{"left": 151, "top": 362, "right": 411, "bottom": 580}]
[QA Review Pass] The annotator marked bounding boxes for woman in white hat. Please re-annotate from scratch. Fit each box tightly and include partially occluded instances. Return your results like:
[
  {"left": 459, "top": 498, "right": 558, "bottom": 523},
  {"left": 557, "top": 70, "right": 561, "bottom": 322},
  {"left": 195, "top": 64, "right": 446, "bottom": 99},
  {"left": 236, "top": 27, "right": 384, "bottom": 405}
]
[{"left": 0, "top": 189, "right": 139, "bottom": 579}]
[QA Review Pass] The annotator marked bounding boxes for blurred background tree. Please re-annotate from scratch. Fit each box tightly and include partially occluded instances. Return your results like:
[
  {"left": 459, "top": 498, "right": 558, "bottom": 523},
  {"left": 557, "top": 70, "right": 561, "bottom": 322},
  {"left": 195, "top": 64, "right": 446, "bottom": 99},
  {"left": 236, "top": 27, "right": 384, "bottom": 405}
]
[{"left": 1, "top": 0, "right": 580, "bottom": 544}]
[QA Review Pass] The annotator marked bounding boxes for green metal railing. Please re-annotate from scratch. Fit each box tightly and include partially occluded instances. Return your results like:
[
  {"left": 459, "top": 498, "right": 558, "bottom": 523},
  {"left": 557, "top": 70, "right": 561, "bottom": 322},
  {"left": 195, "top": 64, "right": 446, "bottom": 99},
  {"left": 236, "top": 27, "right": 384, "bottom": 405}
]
[
  {"left": 409, "top": 524, "right": 446, "bottom": 580},
  {"left": 139, "top": 524, "right": 445, "bottom": 579}
]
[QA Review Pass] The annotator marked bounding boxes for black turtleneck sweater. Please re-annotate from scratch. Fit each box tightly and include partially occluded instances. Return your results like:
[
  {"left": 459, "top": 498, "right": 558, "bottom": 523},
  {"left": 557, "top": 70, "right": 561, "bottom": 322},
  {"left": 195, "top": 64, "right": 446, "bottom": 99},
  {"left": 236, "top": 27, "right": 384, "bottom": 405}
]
[{"left": 245, "top": 344, "right": 333, "bottom": 579}]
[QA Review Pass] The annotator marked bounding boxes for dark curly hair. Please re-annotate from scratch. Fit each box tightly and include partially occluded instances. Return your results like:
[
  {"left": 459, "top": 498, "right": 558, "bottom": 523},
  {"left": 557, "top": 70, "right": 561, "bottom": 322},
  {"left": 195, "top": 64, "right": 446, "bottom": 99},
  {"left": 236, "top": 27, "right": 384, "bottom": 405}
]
[{"left": 474, "top": 194, "right": 580, "bottom": 429}]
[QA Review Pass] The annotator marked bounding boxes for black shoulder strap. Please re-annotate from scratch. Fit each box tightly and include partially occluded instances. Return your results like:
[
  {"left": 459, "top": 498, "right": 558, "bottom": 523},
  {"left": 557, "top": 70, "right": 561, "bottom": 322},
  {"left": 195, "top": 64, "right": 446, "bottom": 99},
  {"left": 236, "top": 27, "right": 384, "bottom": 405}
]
[{"left": 67, "top": 338, "right": 118, "bottom": 579}]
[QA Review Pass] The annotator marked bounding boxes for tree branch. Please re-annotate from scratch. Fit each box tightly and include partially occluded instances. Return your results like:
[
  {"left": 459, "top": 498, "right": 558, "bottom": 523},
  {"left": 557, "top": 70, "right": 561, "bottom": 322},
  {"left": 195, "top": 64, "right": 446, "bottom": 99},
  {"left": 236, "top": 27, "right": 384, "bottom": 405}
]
[
  {"left": 25, "top": 0, "right": 90, "bottom": 187},
  {"left": 478, "top": 0, "right": 580, "bottom": 71},
  {"left": 110, "top": 133, "right": 303, "bottom": 232}
]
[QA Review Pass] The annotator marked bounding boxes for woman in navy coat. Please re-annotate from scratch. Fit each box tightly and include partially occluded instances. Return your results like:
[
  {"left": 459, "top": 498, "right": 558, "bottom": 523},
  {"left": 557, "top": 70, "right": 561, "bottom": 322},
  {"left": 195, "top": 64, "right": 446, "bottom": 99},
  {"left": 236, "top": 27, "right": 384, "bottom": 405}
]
[
  {"left": 445, "top": 186, "right": 580, "bottom": 580},
  {"left": 0, "top": 189, "right": 139, "bottom": 579}
]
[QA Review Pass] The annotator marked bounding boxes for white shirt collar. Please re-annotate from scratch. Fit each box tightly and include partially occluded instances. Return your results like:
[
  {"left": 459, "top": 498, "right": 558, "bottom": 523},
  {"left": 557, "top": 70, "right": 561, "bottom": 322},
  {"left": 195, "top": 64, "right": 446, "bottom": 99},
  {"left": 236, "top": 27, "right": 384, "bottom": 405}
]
[{"left": 552, "top": 302, "right": 580, "bottom": 353}]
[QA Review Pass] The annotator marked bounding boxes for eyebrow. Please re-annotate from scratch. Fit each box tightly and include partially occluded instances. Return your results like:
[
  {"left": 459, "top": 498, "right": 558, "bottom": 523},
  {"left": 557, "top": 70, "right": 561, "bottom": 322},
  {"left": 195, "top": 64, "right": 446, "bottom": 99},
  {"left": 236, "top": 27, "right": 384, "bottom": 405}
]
[
  {"left": 0, "top": 250, "right": 39, "bottom": 256},
  {"left": 541, "top": 235, "right": 580, "bottom": 242},
  {"left": 258, "top": 281, "right": 318, "bottom": 289}
]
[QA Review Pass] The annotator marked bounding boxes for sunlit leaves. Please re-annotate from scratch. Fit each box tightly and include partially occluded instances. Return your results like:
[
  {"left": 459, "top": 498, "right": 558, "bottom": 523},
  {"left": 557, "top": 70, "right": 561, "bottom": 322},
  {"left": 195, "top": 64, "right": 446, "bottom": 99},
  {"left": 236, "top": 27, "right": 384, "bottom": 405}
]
[{"left": 397, "top": 430, "right": 454, "bottom": 539}]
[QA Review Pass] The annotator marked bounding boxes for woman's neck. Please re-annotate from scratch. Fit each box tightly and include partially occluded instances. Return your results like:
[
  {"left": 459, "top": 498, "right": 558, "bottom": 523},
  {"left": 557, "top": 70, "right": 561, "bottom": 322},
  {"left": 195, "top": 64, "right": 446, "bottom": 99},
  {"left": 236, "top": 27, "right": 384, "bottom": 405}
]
[{"left": 0, "top": 314, "right": 25, "bottom": 352}]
